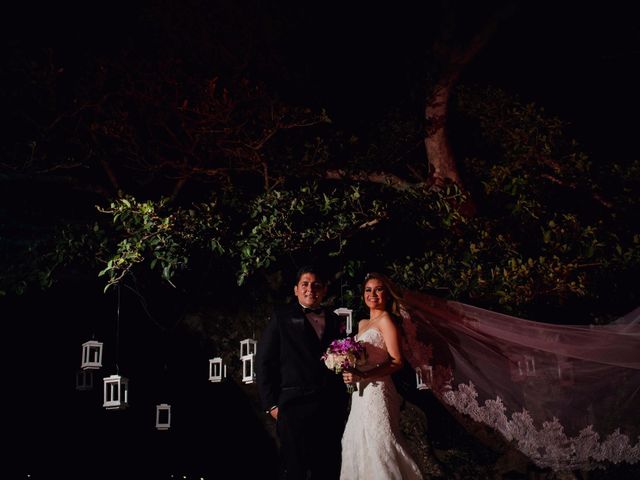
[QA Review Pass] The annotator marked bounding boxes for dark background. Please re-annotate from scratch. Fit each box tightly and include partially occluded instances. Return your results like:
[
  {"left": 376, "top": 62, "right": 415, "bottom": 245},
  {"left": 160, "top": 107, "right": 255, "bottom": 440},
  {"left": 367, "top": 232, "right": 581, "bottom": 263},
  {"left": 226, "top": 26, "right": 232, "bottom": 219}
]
[
  {"left": 7, "top": 278, "right": 278, "bottom": 479},
  {"left": 3, "top": 1, "right": 639, "bottom": 158}
]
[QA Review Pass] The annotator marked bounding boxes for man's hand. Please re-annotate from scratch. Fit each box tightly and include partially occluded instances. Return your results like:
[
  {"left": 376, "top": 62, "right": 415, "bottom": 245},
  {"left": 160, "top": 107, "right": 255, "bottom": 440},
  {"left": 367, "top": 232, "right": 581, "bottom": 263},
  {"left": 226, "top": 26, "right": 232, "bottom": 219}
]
[{"left": 342, "top": 368, "right": 365, "bottom": 384}]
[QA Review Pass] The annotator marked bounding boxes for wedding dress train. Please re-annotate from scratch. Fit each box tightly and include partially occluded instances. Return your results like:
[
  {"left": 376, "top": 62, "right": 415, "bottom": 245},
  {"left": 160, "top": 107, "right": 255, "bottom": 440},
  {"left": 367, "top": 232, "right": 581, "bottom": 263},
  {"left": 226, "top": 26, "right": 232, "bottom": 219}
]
[
  {"left": 340, "top": 328, "right": 423, "bottom": 480},
  {"left": 399, "top": 291, "right": 640, "bottom": 471}
]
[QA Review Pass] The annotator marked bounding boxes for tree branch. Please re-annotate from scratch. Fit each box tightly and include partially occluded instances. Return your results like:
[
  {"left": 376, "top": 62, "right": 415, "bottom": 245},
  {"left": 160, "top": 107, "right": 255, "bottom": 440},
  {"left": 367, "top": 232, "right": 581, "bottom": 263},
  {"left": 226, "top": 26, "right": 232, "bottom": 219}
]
[
  {"left": 539, "top": 174, "right": 613, "bottom": 208},
  {"left": 325, "top": 169, "right": 416, "bottom": 191},
  {"left": 0, "top": 172, "right": 112, "bottom": 198}
]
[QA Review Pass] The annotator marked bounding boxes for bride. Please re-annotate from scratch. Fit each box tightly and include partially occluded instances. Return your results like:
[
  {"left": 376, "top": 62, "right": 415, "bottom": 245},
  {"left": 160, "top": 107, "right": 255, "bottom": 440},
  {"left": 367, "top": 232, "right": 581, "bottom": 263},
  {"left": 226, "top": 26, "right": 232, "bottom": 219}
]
[
  {"left": 340, "top": 272, "right": 423, "bottom": 480},
  {"left": 341, "top": 271, "right": 640, "bottom": 476}
]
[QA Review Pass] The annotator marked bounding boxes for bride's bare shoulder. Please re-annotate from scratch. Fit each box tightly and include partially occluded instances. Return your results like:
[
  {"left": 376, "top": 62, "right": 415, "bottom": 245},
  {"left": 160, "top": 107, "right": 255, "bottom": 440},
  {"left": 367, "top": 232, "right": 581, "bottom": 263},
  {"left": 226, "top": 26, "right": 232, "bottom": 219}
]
[
  {"left": 357, "top": 319, "right": 369, "bottom": 332},
  {"left": 378, "top": 313, "right": 398, "bottom": 330}
]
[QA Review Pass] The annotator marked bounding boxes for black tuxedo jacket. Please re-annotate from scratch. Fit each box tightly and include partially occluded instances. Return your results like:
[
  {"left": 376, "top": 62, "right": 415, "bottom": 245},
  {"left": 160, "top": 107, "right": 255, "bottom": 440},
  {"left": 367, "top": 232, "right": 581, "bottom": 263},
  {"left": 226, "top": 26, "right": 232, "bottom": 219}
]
[{"left": 256, "top": 302, "right": 347, "bottom": 412}]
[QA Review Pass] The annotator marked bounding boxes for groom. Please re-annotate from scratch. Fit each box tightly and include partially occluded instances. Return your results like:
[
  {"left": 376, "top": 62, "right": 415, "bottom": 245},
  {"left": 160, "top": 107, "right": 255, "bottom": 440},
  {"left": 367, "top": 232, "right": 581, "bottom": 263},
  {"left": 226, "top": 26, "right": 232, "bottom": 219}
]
[{"left": 256, "top": 265, "right": 349, "bottom": 480}]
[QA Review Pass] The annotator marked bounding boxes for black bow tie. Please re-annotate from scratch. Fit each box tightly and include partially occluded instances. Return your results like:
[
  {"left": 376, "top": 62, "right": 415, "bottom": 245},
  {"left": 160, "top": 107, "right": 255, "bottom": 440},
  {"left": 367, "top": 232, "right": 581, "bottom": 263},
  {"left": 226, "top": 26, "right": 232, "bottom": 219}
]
[{"left": 303, "top": 307, "right": 324, "bottom": 315}]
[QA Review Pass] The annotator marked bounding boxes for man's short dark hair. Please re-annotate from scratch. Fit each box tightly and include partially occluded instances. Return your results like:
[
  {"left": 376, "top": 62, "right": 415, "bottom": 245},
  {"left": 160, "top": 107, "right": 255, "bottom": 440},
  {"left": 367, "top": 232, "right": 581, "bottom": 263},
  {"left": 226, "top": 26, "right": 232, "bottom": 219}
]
[{"left": 295, "top": 265, "right": 327, "bottom": 285}]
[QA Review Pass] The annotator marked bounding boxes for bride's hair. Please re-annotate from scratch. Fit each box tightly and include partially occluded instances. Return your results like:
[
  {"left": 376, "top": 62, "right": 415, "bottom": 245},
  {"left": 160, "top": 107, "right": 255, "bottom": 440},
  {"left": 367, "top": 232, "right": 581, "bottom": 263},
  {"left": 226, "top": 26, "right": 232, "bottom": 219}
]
[{"left": 362, "top": 272, "right": 405, "bottom": 319}]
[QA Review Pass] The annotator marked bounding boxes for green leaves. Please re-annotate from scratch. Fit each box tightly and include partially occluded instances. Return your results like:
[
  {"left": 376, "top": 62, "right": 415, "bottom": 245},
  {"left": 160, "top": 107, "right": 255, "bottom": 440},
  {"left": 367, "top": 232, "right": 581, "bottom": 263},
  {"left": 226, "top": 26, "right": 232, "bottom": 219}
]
[
  {"left": 97, "top": 196, "right": 225, "bottom": 291},
  {"left": 236, "top": 182, "right": 385, "bottom": 285},
  {"left": 5, "top": 81, "right": 638, "bottom": 321}
]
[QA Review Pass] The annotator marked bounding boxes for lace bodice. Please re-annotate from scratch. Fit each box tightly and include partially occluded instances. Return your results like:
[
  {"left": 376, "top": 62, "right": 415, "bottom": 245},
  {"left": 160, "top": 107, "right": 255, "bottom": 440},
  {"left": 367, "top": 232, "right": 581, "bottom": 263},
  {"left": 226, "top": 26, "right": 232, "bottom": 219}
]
[
  {"left": 357, "top": 328, "right": 390, "bottom": 373},
  {"left": 341, "top": 328, "right": 423, "bottom": 479}
]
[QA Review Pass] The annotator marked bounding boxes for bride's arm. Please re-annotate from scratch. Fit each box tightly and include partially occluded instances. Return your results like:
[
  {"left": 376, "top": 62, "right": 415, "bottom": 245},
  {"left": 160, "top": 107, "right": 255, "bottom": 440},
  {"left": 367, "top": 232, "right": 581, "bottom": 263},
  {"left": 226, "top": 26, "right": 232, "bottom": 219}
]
[
  {"left": 356, "top": 319, "right": 367, "bottom": 335},
  {"left": 360, "top": 314, "right": 403, "bottom": 380}
]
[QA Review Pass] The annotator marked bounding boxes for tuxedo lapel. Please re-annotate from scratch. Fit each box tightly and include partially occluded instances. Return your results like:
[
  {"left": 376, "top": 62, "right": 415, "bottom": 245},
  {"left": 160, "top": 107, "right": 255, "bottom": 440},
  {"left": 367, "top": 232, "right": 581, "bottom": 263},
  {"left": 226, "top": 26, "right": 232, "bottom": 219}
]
[
  {"left": 291, "top": 313, "right": 306, "bottom": 329},
  {"left": 320, "top": 310, "right": 339, "bottom": 349},
  {"left": 291, "top": 305, "right": 322, "bottom": 349},
  {"left": 303, "top": 316, "right": 322, "bottom": 348}
]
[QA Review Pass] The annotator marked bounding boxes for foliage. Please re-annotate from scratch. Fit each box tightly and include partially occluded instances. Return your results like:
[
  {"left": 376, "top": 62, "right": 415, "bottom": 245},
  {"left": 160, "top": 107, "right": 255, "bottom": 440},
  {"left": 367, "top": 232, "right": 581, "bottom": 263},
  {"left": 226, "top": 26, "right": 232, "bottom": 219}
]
[
  {"left": 2, "top": 0, "right": 638, "bottom": 321},
  {"left": 388, "top": 87, "right": 640, "bottom": 316},
  {"left": 0, "top": 218, "right": 107, "bottom": 297},
  {"left": 236, "top": 183, "right": 386, "bottom": 285},
  {"left": 4, "top": 85, "right": 639, "bottom": 322},
  {"left": 97, "top": 197, "right": 225, "bottom": 291}
]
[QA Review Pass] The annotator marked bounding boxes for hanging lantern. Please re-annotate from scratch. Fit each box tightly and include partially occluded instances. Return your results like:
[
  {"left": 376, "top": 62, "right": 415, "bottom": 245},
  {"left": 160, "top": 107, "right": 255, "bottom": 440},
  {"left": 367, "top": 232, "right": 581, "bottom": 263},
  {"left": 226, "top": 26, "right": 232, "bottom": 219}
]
[
  {"left": 155, "top": 403, "right": 171, "bottom": 430},
  {"left": 75, "top": 369, "right": 94, "bottom": 391},
  {"left": 333, "top": 308, "right": 353, "bottom": 335},
  {"left": 415, "top": 365, "right": 433, "bottom": 390},
  {"left": 556, "top": 357, "right": 574, "bottom": 386},
  {"left": 524, "top": 354, "right": 536, "bottom": 376},
  {"left": 241, "top": 354, "right": 256, "bottom": 384},
  {"left": 508, "top": 352, "right": 536, "bottom": 382},
  {"left": 103, "top": 374, "right": 129, "bottom": 410},
  {"left": 81, "top": 340, "right": 103, "bottom": 370},
  {"left": 209, "top": 357, "right": 227, "bottom": 383},
  {"left": 239, "top": 338, "right": 257, "bottom": 384},
  {"left": 239, "top": 338, "right": 257, "bottom": 358},
  {"left": 508, "top": 353, "right": 526, "bottom": 382}
]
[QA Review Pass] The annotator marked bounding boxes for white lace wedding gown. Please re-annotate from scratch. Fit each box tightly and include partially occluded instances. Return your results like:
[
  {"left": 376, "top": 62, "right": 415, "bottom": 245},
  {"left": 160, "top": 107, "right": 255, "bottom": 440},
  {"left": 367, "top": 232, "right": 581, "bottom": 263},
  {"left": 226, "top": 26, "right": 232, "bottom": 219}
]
[{"left": 340, "top": 328, "right": 424, "bottom": 480}]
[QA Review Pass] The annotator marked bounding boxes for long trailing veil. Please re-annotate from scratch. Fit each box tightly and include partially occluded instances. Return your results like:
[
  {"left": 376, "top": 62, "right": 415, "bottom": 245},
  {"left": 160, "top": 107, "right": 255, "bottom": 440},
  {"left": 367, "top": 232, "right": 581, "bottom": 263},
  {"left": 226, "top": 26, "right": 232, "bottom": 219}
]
[{"left": 396, "top": 289, "right": 640, "bottom": 472}]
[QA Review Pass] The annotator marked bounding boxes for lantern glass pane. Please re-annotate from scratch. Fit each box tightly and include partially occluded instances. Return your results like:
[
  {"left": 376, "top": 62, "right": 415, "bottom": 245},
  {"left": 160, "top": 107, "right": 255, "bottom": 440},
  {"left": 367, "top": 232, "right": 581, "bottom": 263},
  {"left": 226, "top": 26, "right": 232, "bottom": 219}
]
[
  {"left": 89, "top": 347, "right": 99, "bottom": 362},
  {"left": 158, "top": 409, "right": 169, "bottom": 424}
]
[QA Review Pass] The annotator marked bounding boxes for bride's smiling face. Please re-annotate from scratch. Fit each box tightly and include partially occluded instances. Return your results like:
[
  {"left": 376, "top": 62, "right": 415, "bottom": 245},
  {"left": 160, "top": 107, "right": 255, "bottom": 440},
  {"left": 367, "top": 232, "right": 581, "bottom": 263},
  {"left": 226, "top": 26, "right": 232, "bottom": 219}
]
[{"left": 364, "top": 278, "right": 388, "bottom": 310}]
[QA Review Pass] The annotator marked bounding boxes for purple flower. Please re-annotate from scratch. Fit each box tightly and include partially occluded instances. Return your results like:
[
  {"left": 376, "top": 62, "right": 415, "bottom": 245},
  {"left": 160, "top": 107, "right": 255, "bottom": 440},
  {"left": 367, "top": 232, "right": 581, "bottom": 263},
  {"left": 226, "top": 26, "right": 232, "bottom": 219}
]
[{"left": 321, "top": 338, "right": 367, "bottom": 373}]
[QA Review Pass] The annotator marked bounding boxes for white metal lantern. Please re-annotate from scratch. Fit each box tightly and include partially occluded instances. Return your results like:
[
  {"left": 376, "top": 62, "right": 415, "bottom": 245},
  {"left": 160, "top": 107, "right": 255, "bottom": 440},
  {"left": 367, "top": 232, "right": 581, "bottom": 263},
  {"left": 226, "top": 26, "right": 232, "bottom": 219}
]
[
  {"left": 524, "top": 354, "right": 536, "bottom": 376},
  {"left": 416, "top": 365, "right": 433, "bottom": 390},
  {"left": 155, "top": 403, "right": 171, "bottom": 430},
  {"left": 508, "top": 353, "right": 525, "bottom": 382},
  {"left": 81, "top": 340, "right": 104, "bottom": 370},
  {"left": 75, "top": 369, "right": 94, "bottom": 391},
  {"left": 556, "top": 357, "right": 574, "bottom": 386},
  {"left": 209, "top": 357, "right": 227, "bottom": 383},
  {"left": 103, "top": 374, "right": 129, "bottom": 410},
  {"left": 333, "top": 308, "right": 353, "bottom": 335},
  {"left": 241, "top": 354, "right": 256, "bottom": 384},
  {"left": 240, "top": 338, "right": 257, "bottom": 358}
]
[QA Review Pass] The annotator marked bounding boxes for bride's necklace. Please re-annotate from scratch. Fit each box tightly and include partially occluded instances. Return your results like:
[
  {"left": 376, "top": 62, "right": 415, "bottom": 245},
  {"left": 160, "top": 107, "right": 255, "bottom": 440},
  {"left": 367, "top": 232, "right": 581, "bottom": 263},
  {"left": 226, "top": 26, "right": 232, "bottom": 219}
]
[{"left": 358, "top": 311, "right": 385, "bottom": 338}]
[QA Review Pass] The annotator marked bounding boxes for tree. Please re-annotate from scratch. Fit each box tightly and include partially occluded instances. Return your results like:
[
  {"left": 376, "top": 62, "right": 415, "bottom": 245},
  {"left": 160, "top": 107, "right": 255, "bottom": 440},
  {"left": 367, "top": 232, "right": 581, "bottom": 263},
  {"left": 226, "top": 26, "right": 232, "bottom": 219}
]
[
  {"left": 2, "top": 0, "right": 638, "bottom": 320},
  {"left": 424, "top": 1, "right": 517, "bottom": 187}
]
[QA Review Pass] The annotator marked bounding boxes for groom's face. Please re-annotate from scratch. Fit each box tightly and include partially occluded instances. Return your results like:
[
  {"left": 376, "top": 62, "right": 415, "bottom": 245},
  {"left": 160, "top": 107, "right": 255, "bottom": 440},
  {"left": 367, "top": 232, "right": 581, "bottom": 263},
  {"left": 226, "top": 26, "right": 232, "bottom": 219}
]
[{"left": 294, "top": 272, "right": 327, "bottom": 308}]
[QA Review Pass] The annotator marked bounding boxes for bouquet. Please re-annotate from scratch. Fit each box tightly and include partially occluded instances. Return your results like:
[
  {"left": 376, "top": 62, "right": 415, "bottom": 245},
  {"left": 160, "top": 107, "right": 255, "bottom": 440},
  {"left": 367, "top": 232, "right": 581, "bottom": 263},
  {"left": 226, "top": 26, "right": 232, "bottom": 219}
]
[{"left": 321, "top": 337, "right": 367, "bottom": 394}]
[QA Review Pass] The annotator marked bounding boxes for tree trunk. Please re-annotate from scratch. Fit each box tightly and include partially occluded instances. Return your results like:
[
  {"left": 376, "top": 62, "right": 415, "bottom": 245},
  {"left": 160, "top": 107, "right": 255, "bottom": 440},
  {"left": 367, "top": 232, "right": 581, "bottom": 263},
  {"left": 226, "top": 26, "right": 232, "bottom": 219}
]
[
  {"left": 423, "top": 2, "right": 517, "bottom": 190},
  {"left": 425, "top": 76, "right": 461, "bottom": 186}
]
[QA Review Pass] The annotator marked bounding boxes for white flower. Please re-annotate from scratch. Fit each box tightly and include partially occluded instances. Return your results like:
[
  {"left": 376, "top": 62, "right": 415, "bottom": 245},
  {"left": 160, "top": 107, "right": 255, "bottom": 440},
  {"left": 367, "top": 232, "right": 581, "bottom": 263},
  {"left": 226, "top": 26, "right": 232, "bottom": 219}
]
[
  {"left": 324, "top": 355, "right": 336, "bottom": 370},
  {"left": 345, "top": 353, "right": 357, "bottom": 366}
]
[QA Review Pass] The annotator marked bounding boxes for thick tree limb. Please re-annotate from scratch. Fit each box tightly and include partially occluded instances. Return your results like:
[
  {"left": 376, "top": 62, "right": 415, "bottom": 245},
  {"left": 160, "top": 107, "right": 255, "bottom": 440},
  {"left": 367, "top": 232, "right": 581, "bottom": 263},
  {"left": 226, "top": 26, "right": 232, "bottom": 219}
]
[
  {"left": 425, "top": 2, "right": 517, "bottom": 187},
  {"left": 325, "top": 169, "right": 416, "bottom": 191},
  {"left": 98, "top": 157, "right": 123, "bottom": 197},
  {"left": 540, "top": 173, "right": 613, "bottom": 208},
  {"left": 0, "top": 173, "right": 112, "bottom": 198}
]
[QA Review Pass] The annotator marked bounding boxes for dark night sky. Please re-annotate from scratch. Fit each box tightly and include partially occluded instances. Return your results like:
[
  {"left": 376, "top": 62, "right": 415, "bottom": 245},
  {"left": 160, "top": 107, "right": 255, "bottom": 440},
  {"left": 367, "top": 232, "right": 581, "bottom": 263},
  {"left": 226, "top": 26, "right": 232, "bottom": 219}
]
[
  {"left": 292, "top": 1, "right": 640, "bottom": 160},
  {"left": 3, "top": 0, "right": 640, "bottom": 160}
]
